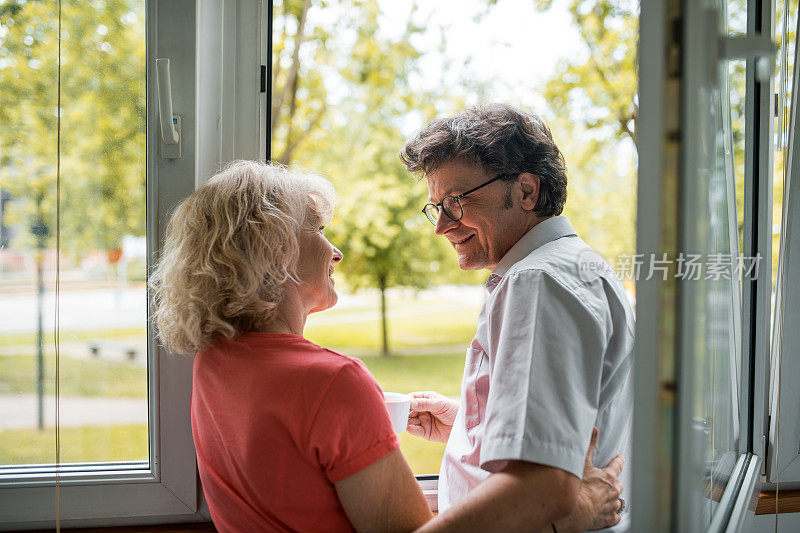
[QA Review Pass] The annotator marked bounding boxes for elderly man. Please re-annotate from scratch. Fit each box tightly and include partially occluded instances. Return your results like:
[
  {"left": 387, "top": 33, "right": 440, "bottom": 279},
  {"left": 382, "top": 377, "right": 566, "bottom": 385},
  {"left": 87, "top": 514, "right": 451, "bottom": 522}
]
[{"left": 401, "top": 104, "right": 634, "bottom": 532}]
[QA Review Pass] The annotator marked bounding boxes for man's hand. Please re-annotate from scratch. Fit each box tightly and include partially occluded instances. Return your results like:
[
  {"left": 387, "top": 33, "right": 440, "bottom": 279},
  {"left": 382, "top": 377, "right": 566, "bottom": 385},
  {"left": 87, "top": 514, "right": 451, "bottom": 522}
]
[
  {"left": 407, "top": 391, "right": 459, "bottom": 443},
  {"left": 554, "top": 428, "right": 625, "bottom": 532}
]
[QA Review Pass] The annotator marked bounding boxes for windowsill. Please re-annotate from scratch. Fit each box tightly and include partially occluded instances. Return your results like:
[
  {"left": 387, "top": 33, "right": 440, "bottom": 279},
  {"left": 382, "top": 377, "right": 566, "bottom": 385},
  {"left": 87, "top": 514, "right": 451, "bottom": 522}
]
[
  {"left": 26, "top": 524, "right": 216, "bottom": 533},
  {"left": 756, "top": 490, "right": 800, "bottom": 515}
]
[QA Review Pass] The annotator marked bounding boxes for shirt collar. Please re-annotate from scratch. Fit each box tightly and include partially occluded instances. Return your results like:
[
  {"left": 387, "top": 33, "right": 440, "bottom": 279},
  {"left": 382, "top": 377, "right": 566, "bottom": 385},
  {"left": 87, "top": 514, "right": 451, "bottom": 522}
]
[{"left": 485, "top": 216, "right": 578, "bottom": 290}]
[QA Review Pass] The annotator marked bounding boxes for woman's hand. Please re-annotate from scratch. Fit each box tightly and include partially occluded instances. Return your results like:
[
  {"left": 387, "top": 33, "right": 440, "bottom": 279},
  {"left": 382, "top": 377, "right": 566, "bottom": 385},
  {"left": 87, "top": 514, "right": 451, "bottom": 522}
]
[
  {"left": 554, "top": 427, "right": 625, "bottom": 532},
  {"left": 406, "top": 391, "right": 459, "bottom": 443}
]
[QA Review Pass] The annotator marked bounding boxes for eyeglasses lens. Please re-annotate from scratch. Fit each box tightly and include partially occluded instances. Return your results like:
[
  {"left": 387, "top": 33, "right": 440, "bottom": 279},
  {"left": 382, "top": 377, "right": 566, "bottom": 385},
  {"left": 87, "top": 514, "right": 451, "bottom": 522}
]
[
  {"left": 423, "top": 197, "right": 462, "bottom": 225},
  {"left": 442, "top": 197, "right": 462, "bottom": 221},
  {"left": 423, "top": 204, "right": 440, "bottom": 225}
]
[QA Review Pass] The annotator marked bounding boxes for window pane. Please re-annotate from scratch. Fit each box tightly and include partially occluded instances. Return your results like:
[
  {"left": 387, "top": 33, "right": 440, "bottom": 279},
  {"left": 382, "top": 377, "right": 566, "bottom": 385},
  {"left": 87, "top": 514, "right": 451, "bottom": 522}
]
[
  {"left": 772, "top": 0, "right": 797, "bottom": 357},
  {"left": 687, "top": 0, "right": 746, "bottom": 523},
  {"left": 0, "top": 0, "right": 147, "bottom": 469}
]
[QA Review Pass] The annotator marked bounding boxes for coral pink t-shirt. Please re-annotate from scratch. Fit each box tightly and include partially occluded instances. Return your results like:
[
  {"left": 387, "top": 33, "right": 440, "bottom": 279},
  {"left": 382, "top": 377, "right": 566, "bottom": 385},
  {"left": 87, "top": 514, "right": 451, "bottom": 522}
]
[{"left": 191, "top": 333, "right": 399, "bottom": 533}]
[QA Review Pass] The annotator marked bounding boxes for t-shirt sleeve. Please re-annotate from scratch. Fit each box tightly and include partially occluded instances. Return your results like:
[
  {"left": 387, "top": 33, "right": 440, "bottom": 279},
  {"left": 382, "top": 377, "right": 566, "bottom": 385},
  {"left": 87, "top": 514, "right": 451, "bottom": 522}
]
[
  {"left": 306, "top": 358, "right": 400, "bottom": 483},
  {"left": 480, "top": 270, "right": 607, "bottom": 480}
]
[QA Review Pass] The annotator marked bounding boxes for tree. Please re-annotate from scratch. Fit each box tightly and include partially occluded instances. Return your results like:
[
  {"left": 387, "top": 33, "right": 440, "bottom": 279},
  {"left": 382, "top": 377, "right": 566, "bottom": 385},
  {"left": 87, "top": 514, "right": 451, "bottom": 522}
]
[
  {"left": 0, "top": 0, "right": 146, "bottom": 255},
  {"left": 528, "top": 0, "right": 639, "bottom": 267},
  {"left": 534, "top": 0, "right": 638, "bottom": 147},
  {"left": 271, "top": 0, "right": 481, "bottom": 355},
  {"left": 0, "top": 0, "right": 146, "bottom": 429}
]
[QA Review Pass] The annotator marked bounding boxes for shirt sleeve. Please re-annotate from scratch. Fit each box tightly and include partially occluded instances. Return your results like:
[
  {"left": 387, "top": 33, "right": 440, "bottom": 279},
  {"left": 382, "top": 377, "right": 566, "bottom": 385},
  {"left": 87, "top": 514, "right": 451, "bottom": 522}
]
[
  {"left": 479, "top": 270, "right": 607, "bottom": 480},
  {"left": 306, "top": 358, "right": 400, "bottom": 483}
]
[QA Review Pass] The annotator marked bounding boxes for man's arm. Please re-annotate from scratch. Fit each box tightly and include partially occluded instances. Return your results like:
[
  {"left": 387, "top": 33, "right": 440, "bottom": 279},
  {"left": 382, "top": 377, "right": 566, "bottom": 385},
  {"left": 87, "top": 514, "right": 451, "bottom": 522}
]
[{"left": 416, "top": 461, "right": 579, "bottom": 533}]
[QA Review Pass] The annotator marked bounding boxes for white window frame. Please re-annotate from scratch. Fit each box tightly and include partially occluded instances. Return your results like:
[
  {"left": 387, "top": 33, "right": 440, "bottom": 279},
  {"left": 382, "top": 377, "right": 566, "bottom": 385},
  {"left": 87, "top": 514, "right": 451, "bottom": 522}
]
[
  {"left": 0, "top": 0, "right": 266, "bottom": 527},
  {"left": 766, "top": 12, "right": 800, "bottom": 485},
  {"left": 197, "top": 0, "right": 267, "bottom": 184},
  {"left": 634, "top": 0, "right": 771, "bottom": 531}
]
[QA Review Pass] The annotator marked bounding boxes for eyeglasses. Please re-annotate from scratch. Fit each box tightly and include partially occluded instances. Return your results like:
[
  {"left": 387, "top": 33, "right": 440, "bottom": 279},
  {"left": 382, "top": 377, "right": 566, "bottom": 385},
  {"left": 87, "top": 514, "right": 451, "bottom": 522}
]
[{"left": 421, "top": 173, "right": 512, "bottom": 225}]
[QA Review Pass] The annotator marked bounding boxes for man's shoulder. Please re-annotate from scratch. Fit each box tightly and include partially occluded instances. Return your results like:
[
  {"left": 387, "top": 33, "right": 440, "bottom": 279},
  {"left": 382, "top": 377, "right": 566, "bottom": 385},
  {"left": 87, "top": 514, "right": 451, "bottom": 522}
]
[
  {"left": 506, "top": 234, "right": 596, "bottom": 288},
  {"left": 500, "top": 236, "right": 632, "bottom": 324}
]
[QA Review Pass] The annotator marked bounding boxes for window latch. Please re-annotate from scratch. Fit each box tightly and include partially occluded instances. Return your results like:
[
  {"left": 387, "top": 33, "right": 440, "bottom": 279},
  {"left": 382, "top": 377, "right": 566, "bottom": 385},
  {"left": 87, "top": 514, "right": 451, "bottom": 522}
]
[{"left": 156, "top": 58, "right": 181, "bottom": 159}]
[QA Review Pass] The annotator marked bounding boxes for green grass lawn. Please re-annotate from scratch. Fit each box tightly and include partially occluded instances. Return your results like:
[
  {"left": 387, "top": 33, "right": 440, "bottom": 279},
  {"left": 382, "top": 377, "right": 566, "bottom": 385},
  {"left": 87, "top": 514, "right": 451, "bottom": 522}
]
[
  {"left": 0, "top": 353, "right": 147, "bottom": 397},
  {"left": 1, "top": 297, "right": 476, "bottom": 473},
  {"left": 0, "top": 351, "right": 464, "bottom": 399},
  {"left": 305, "top": 309, "right": 479, "bottom": 352},
  {"left": 398, "top": 432, "right": 447, "bottom": 475},
  {"left": 359, "top": 353, "right": 464, "bottom": 397},
  {"left": 0, "top": 424, "right": 445, "bottom": 474},
  {"left": 0, "top": 351, "right": 465, "bottom": 473},
  {"left": 0, "top": 424, "right": 148, "bottom": 465},
  {"left": 0, "top": 327, "right": 146, "bottom": 348}
]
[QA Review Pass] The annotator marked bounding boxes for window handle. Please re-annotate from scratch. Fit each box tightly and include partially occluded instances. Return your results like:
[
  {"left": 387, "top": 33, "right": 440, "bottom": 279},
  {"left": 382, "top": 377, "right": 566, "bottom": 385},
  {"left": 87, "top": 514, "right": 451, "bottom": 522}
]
[{"left": 156, "top": 58, "right": 181, "bottom": 158}]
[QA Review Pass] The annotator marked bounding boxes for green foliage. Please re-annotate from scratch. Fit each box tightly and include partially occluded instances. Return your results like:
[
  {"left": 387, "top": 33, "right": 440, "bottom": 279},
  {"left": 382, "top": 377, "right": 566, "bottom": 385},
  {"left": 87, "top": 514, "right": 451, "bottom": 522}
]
[
  {"left": 270, "top": 0, "right": 486, "bottom": 352},
  {"left": 538, "top": 0, "right": 637, "bottom": 145},
  {"left": 531, "top": 0, "right": 638, "bottom": 265},
  {"left": 555, "top": 116, "right": 637, "bottom": 268},
  {"left": 0, "top": 0, "right": 146, "bottom": 252},
  {"left": 271, "top": 0, "right": 477, "bottom": 292}
]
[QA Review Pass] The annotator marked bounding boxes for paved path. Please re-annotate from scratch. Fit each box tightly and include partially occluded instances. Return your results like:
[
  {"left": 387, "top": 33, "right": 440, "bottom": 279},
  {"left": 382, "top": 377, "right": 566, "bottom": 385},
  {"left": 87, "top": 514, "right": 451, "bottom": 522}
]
[
  {"left": 0, "top": 285, "right": 487, "bottom": 334},
  {"left": 0, "top": 287, "right": 146, "bottom": 334},
  {"left": 0, "top": 338, "right": 148, "bottom": 364},
  {"left": 0, "top": 394, "right": 147, "bottom": 430}
]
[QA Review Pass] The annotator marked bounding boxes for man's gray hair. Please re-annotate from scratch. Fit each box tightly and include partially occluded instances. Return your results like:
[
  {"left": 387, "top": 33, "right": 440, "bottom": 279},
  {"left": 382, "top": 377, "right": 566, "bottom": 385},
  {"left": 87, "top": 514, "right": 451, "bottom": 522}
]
[{"left": 400, "top": 103, "right": 568, "bottom": 216}]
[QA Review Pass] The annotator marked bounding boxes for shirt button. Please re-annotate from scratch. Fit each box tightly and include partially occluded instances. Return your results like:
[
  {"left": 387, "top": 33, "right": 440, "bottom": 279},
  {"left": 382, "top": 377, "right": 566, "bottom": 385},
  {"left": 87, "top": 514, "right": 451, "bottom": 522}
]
[{"left": 460, "top": 456, "right": 466, "bottom": 463}]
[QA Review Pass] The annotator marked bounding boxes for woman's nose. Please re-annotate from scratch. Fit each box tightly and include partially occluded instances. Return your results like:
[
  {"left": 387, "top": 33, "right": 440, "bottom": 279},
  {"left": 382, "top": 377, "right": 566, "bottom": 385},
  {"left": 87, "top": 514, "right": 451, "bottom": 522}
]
[{"left": 332, "top": 246, "right": 343, "bottom": 263}]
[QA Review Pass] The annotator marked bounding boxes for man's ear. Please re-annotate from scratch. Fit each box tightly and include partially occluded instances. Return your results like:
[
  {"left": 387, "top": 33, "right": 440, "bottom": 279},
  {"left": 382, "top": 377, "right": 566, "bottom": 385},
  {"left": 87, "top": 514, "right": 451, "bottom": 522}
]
[{"left": 518, "top": 173, "right": 540, "bottom": 211}]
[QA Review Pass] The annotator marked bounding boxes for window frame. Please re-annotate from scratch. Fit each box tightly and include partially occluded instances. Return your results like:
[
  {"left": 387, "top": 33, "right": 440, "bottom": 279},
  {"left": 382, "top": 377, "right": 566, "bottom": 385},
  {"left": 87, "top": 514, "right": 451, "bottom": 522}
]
[
  {"left": 634, "top": 0, "right": 774, "bottom": 530},
  {"left": 2, "top": 0, "right": 431, "bottom": 526},
  {"left": 740, "top": 0, "right": 774, "bottom": 479},
  {"left": 261, "top": 0, "right": 442, "bottom": 503},
  {"left": 0, "top": 0, "right": 206, "bottom": 527},
  {"left": 766, "top": 5, "right": 800, "bottom": 485}
]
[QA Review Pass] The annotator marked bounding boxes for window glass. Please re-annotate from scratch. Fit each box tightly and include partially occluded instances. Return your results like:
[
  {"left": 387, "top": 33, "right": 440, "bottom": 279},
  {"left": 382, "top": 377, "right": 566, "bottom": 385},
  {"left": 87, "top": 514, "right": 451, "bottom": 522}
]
[
  {"left": 0, "top": 0, "right": 147, "bottom": 470},
  {"left": 686, "top": 0, "right": 747, "bottom": 523},
  {"left": 767, "top": 0, "right": 800, "bottom": 485},
  {"left": 773, "top": 0, "right": 797, "bottom": 338},
  {"left": 767, "top": 0, "right": 795, "bottom": 441},
  {"left": 271, "top": 0, "right": 638, "bottom": 475}
]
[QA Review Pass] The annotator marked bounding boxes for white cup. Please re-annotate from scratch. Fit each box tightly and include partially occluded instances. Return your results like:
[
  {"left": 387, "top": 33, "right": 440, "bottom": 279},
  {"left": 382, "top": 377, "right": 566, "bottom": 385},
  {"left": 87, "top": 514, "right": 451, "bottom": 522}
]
[{"left": 383, "top": 392, "right": 411, "bottom": 434}]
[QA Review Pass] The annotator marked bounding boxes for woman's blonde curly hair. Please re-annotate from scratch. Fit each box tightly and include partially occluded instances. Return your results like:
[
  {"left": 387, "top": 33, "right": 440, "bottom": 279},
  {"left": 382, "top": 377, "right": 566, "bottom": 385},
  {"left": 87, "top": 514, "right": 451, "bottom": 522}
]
[{"left": 149, "top": 160, "right": 335, "bottom": 353}]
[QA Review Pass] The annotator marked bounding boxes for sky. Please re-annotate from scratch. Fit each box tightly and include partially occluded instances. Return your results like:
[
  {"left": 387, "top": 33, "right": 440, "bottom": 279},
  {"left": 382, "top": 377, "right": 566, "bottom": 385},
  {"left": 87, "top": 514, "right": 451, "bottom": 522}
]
[
  {"left": 378, "top": 0, "right": 585, "bottom": 114},
  {"left": 296, "top": 0, "right": 587, "bottom": 135}
]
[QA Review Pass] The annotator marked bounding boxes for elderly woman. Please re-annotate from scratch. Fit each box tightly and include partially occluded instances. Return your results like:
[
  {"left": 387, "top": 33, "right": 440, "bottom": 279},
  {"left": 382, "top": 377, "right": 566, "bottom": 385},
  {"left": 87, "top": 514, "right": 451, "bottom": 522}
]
[{"left": 150, "top": 161, "right": 622, "bottom": 533}]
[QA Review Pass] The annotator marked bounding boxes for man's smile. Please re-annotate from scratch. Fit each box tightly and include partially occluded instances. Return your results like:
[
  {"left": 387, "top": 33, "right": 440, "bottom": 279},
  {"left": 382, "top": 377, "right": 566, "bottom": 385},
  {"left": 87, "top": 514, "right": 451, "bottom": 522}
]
[{"left": 452, "top": 234, "right": 475, "bottom": 247}]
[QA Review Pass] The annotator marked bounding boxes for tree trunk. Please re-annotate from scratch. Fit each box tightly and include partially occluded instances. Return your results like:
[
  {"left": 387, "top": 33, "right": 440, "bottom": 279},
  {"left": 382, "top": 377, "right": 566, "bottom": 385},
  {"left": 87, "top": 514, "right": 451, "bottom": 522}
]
[
  {"left": 36, "top": 247, "right": 44, "bottom": 430},
  {"left": 379, "top": 274, "right": 389, "bottom": 357},
  {"left": 32, "top": 198, "right": 48, "bottom": 431},
  {"left": 272, "top": 0, "right": 312, "bottom": 155}
]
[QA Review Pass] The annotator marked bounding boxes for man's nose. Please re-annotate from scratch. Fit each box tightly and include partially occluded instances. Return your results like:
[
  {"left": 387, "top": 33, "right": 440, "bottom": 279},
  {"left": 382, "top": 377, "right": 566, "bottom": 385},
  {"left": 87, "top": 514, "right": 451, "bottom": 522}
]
[
  {"left": 332, "top": 246, "right": 343, "bottom": 263},
  {"left": 433, "top": 209, "right": 458, "bottom": 235}
]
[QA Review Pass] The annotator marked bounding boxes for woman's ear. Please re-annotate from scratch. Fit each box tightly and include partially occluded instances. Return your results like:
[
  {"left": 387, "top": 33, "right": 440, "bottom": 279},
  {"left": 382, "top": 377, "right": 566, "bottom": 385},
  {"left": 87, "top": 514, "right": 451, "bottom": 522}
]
[{"left": 518, "top": 172, "right": 540, "bottom": 211}]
